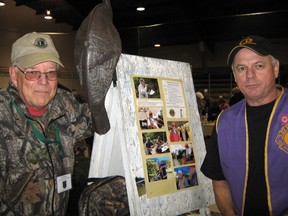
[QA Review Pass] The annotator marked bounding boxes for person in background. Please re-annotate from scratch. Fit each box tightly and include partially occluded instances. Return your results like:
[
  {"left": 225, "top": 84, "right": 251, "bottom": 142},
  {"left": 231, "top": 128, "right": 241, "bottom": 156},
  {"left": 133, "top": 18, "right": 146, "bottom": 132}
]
[
  {"left": 203, "top": 88, "right": 210, "bottom": 115},
  {"left": 179, "top": 124, "right": 189, "bottom": 141},
  {"left": 176, "top": 170, "right": 185, "bottom": 189},
  {"left": 189, "top": 166, "right": 198, "bottom": 186},
  {"left": 172, "top": 153, "right": 181, "bottom": 166},
  {"left": 147, "top": 110, "right": 159, "bottom": 129},
  {"left": 138, "top": 78, "right": 148, "bottom": 98},
  {"left": 184, "top": 143, "right": 193, "bottom": 161},
  {"left": 195, "top": 89, "right": 204, "bottom": 100},
  {"left": 218, "top": 95, "right": 229, "bottom": 111},
  {"left": 0, "top": 32, "right": 94, "bottom": 215},
  {"left": 201, "top": 35, "right": 288, "bottom": 215},
  {"left": 169, "top": 122, "right": 180, "bottom": 142},
  {"left": 155, "top": 108, "right": 164, "bottom": 128},
  {"left": 145, "top": 138, "right": 154, "bottom": 155},
  {"left": 155, "top": 136, "right": 164, "bottom": 153},
  {"left": 195, "top": 90, "right": 205, "bottom": 115},
  {"left": 229, "top": 86, "right": 244, "bottom": 106},
  {"left": 158, "top": 160, "right": 168, "bottom": 179},
  {"left": 207, "top": 98, "right": 221, "bottom": 122}
]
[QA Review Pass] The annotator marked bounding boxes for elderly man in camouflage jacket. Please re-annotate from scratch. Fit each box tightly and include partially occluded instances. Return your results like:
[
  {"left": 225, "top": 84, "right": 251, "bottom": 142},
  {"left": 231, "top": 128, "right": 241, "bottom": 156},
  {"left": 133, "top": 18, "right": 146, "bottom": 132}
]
[{"left": 0, "top": 32, "right": 94, "bottom": 215}]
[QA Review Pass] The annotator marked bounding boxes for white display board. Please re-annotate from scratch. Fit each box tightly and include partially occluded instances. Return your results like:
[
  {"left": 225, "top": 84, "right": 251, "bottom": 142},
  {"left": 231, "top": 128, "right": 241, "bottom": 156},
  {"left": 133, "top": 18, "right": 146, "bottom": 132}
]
[{"left": 88, "top": 54, "right": 214, "bottom": 215}]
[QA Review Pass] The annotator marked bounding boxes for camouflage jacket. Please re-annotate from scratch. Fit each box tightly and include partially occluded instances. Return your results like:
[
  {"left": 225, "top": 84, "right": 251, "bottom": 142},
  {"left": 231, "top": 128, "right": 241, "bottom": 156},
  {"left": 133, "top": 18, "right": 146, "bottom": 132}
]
[{"left": 0, "top": 83, "right": 94, "bottom": 215}]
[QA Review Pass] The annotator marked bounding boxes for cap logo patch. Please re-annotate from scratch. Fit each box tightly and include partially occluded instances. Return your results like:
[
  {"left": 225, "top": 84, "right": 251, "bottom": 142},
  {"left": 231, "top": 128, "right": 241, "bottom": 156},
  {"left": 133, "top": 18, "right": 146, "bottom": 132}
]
[
  {"left": 239, "top": 37, "right": 256, "bottom": 46},
  {"left": 34, "top": 37, "right": 48, "bottom": 48}
]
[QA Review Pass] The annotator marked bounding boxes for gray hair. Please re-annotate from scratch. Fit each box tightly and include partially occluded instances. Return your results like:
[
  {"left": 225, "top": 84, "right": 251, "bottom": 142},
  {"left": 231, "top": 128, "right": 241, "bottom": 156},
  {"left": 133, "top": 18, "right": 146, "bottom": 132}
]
[
  {"left": 231, "top": 54, "right": 278, "bottom": 72},
  {"left": 13, "top": 59, "right": 60, "bottom": 71}
]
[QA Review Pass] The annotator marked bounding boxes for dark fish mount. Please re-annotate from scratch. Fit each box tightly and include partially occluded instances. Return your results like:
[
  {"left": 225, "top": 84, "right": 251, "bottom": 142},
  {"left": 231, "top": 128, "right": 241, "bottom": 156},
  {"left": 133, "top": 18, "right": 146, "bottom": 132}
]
[{"left": 74, "top": 0, "right": 122, "bottom": 135}]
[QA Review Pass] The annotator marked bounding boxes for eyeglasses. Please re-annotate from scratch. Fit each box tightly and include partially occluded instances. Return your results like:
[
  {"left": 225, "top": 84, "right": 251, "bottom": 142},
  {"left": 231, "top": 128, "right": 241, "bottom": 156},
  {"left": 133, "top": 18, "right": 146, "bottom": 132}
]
[{"left": 16, "top": 66, "right": 59, "bottom": 81}]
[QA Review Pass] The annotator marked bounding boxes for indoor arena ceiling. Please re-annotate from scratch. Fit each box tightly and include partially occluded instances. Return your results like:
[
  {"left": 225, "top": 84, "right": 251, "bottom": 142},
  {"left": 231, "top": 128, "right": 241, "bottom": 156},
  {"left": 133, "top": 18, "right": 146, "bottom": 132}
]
[{"left": 10, "top": 0, "right": 288, "bottom": 52}]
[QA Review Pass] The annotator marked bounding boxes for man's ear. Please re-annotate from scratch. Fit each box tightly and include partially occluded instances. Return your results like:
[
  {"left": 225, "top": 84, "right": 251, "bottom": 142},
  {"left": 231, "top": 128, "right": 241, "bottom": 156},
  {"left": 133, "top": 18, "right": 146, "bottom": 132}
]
[
  {"left": 9, "top": 66, "right": 18, "bottom": 87},
  {"left": 273, "top": 59, "right": 280, "bottom": 79}
]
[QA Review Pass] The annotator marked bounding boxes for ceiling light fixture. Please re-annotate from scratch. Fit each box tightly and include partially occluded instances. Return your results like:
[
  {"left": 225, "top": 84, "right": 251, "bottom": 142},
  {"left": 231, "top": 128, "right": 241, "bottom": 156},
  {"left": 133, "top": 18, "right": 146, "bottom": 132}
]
[
  {"left": 44, "top": 10, "right": 53, "bottom": 19},
  {"left": 136, "top": 2, "right": 145, "bottom": 11},
  {"left": 0, "top": 0, "right": 5, "bottom": 6},
  {"left": 154, "top": 44, "right": 161, "bottom": 48}
]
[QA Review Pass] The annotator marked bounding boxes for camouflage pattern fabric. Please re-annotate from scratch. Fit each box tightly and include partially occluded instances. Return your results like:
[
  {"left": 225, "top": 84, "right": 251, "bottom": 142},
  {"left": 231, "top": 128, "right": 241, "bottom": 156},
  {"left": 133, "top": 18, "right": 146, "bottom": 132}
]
[
  {"left": 0, "top": 83, "right": 94, "bottom": 215},
  {"left": 78, "top": 176, "right": 130, "bottom": 216}
]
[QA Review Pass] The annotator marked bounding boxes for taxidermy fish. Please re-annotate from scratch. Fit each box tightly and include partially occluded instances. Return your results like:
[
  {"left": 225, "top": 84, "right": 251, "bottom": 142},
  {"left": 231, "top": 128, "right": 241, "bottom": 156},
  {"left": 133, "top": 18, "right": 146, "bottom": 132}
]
[{"left": 74, "top": 0, "right": 122, "bottom": 134}]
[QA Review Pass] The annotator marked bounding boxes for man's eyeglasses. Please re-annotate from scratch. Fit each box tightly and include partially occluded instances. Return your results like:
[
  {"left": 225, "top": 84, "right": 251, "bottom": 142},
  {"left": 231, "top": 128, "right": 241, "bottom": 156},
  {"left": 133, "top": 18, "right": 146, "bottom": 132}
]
[{"left": 16, "top": 66, "right": 60, "bottom": 81}]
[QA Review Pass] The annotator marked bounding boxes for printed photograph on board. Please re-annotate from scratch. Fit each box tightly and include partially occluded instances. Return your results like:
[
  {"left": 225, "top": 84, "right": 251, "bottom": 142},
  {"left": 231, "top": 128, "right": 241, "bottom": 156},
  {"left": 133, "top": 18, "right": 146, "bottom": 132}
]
[
  {"left": 135, "top": 175, "right": 146, "bottom": 197},
  {"left": 142, "top": 132, "right": 169, "bottom": 155},
  {"left": 174, "top": 165, "right": 198, "bottom": 190},
  {"left": 138, "top": 107, "right": 164, "bottom": 130},
  {"left": 133, "top": 77, "right": 161, "bottom": 99},
  {"left": 171, "top": 143, "right": 195, "bottom": 166},
  {"left": 167, "top": 121, "right": 191, "bottom": 142},
  {"left": 146, "top": 156, "right": 172, "bottom": 182}
]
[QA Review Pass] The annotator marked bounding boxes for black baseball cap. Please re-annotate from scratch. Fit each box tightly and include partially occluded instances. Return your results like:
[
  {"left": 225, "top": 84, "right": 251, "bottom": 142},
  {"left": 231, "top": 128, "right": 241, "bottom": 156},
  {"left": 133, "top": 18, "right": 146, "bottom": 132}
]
[{"left": 227, "top": 35, "right": 275, "bottom": 65}]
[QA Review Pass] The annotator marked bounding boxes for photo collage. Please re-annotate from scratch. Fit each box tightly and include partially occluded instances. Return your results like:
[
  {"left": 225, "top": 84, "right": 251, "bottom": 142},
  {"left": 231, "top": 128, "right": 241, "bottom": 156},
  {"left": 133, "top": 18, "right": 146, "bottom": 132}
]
[{"left": 132, "top": 76, "right": 199, "bottom": 197}]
